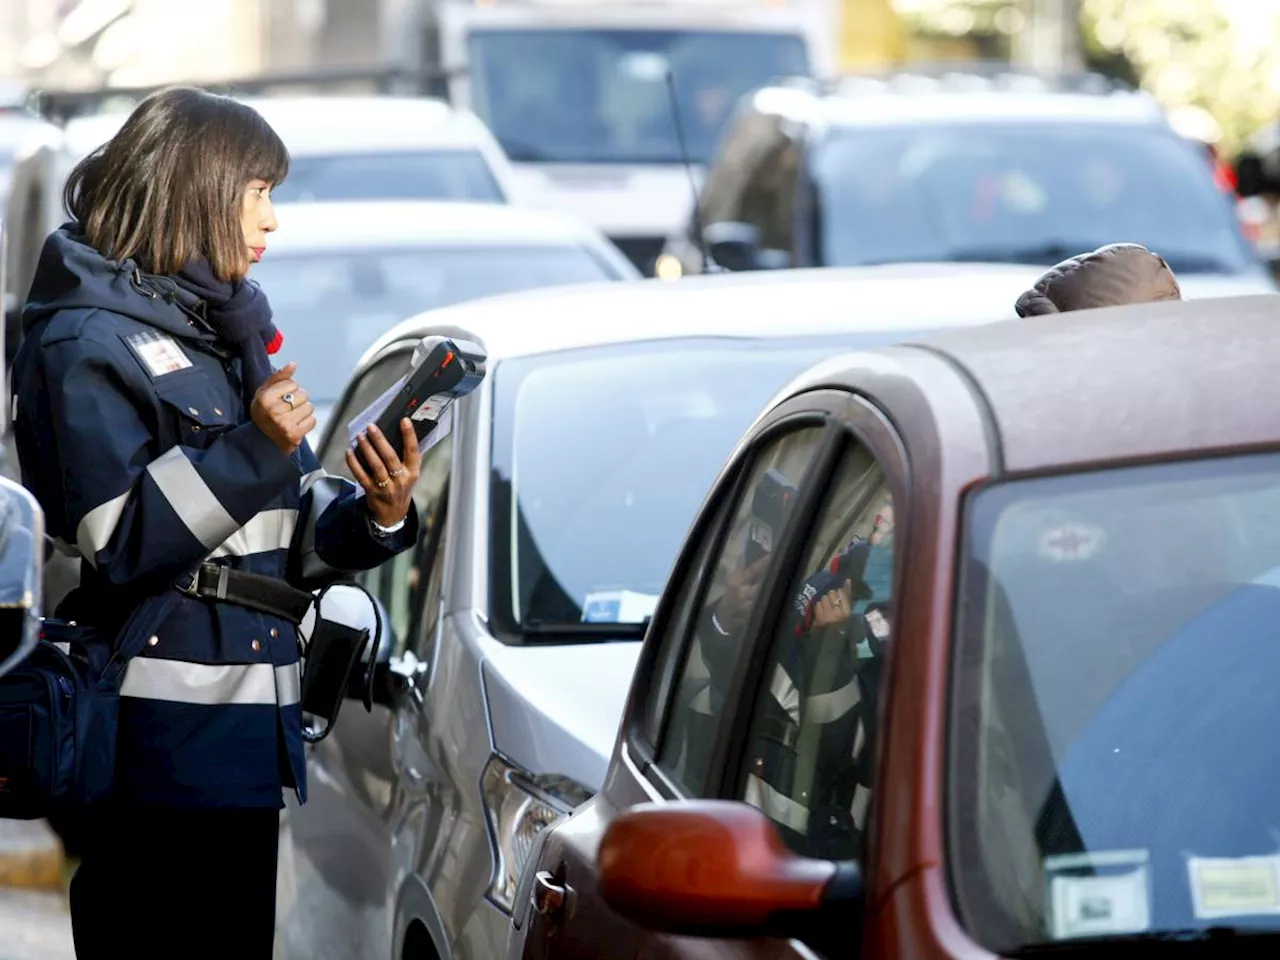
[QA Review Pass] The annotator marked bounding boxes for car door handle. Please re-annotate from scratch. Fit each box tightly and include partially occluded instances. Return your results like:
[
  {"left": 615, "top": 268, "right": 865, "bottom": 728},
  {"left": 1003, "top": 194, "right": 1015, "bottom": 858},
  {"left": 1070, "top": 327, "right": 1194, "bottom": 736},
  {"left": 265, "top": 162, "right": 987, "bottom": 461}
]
[{"left": 532, "top": 871, "right": 574, "bottom": 919}]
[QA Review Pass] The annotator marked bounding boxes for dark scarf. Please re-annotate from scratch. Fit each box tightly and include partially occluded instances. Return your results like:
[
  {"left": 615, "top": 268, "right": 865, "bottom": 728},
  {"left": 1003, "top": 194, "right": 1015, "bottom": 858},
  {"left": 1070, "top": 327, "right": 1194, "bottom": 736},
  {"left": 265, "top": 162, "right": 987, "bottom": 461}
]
[{"left": 171, "top": 258, "right": 283, "bottom": 408}]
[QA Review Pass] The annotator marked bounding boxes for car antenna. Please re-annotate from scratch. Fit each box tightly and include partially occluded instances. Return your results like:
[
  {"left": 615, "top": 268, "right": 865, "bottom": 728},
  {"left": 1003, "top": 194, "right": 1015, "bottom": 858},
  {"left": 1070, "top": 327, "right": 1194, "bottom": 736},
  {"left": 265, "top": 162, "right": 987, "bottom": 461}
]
[{"left": 664, "top": 68, "right": 720, "bottom": 274}]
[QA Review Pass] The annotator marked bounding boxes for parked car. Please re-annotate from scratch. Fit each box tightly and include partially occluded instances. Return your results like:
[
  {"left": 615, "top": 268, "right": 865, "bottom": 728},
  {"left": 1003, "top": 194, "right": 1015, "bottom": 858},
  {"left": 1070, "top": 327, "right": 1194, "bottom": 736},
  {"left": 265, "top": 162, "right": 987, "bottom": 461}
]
[
  {"left": 661, "top": 66, "right": 1277, "bottom": 299},
  {"left": 274, "top": 262, "right": 1042, "bottom": 960},
  {"left": 254, "top": 199, "right": 638, "bottom": 438},
  {"left": 3, "top": 95, "right": 517, "bottom": 360},
  {"left": 505, "top": 291, "right": 1280, "bottom": 959}
]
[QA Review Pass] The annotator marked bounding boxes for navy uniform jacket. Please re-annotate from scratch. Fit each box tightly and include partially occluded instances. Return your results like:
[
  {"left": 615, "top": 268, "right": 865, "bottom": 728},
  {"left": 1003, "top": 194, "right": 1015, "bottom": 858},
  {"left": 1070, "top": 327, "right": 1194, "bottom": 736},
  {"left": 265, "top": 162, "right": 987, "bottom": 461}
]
[{"left": 12, "top": 228, "right": 418, "bottom": 809}]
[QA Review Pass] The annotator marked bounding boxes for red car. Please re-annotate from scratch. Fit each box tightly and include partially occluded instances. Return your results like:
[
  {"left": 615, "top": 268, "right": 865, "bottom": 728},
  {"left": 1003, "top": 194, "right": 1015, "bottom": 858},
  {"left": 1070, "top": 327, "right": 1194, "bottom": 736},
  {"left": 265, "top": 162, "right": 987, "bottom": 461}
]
[{"left": 506, "top": 294, "right": 1280, "bottom": 958}]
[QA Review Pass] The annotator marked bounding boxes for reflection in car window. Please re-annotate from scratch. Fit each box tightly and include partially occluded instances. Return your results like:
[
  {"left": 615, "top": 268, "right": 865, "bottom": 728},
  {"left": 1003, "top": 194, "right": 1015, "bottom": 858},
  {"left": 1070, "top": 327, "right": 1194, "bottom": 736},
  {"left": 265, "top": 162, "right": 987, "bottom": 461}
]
[
  {"left": 813, "top": 123, "right": 1257, "bottom": 274},
  {"left": 735, "top": 447, "right": 894, "bottom": 861},
  {"left": 467, "top": 29, "right": 809, "bottom": 164},
  {"left": 952, "top": 453, "right": 1280, "bottom": 951},
  {"left": 269, "top": 151, "right": 504, "bottom": 203},
  {"left": 375, "top": 435, "right": 454, "bottom": 657},
  {"left": 656, "top": 426, "right": 826, "bottom": 797},
  {"left": 254, "top": 247, "right": 618, "bottom": 405}
]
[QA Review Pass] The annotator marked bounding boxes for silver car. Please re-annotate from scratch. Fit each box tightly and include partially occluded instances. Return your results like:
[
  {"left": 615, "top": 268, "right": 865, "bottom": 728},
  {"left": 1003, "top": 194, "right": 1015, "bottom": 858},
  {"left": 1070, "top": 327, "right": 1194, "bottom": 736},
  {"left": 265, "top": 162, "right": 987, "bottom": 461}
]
[{"left": 277, "top": 263, "right": 1041, "bottom": 960}]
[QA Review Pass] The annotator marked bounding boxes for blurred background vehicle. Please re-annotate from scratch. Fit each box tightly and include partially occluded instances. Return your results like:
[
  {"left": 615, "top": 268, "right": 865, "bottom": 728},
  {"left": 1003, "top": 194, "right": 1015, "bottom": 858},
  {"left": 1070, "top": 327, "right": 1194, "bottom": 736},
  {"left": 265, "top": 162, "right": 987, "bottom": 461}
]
[
  {"left": 276, "top": 261, "right": 1039, "bottom": 960},
  {"left": 661, "top": 65, "right": 1277, "bottom": 298},
  {"left": 255, "top": 198, "right": 637, "bottom": 438},
  {"left": 436, "top": 0, "right": 834, "bottom": 276},
  {"left": 3, "top": 92, "right": 517, "bottom": 362}
]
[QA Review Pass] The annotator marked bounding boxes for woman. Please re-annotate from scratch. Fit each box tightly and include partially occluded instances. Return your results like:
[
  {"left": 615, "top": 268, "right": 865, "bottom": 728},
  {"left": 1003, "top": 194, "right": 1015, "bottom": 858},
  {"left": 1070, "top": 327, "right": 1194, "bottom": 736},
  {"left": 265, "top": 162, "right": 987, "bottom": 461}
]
[{"left": 11, "top": 87, "right": 421, "bottom": 957}]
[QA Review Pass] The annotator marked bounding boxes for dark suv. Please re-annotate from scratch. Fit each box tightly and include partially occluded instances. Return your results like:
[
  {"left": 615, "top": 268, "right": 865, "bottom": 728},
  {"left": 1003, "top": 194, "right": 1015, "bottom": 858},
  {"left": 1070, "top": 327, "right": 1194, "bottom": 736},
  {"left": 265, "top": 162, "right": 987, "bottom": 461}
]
[{"left": 662, "top": 66, "right": 1275, "bottom": 296}]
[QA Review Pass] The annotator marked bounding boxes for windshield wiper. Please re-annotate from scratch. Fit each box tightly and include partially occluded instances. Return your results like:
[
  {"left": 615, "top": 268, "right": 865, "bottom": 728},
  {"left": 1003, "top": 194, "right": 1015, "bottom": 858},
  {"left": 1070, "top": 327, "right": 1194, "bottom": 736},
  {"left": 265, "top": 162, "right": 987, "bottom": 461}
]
[
  {"left": 519, "top": 618, "right": 649, "bottom": 639},
  {"left": 1014, "top": 926, "right": 1280, "bottom": 956},
  {"left": 496, "top": 137, "right": 549, "bottom": 162}
]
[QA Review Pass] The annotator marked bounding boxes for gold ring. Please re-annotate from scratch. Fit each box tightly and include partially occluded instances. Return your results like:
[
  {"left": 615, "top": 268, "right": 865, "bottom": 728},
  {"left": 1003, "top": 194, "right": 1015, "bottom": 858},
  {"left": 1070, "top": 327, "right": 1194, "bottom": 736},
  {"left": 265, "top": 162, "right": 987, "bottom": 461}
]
[
  {"left": 375, "top": 478, "right": 390, "bottom": 489},
  {"left": 282, "top": 392, "right": 296, "bottom": 411},
  {"left": 389, "top": 469, "right": 406, "bottom": 478}
]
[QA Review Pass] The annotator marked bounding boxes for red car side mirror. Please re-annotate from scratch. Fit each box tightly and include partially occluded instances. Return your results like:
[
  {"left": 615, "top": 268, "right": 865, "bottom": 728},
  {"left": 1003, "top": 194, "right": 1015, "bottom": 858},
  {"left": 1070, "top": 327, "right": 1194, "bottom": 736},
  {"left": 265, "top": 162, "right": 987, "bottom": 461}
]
[{"left": 598, "top": 799, "right": 862, "bottom": 940}]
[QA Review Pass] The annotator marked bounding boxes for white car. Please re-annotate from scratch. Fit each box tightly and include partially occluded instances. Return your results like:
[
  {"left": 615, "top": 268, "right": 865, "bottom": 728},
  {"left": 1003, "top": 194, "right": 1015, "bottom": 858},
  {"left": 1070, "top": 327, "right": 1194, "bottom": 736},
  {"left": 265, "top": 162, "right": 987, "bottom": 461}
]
[
  {"left": 251, "top": 199, "right": 639, "bottom": 437},
  {"left": 276, "top": 261, "right": 1043, "bottom": 960},
  {"left": 3, "top": 95, "right": 518, "bottom": 356}
]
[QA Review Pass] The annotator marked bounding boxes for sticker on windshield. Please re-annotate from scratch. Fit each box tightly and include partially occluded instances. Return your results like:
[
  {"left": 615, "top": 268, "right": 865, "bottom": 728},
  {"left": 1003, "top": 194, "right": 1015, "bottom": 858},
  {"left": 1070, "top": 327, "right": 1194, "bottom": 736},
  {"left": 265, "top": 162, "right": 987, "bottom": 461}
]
[
  {"left": 1188, "top": 854, "right": 1280, "bottom": 919},
  {"left": 1044, "top": 850, "right": 1151, "bottom": 941},
  {"left": 1038, "top": 523, "right": 1106, "bottom": 562},
  {"left": 582, "top": 589, "right": 659, "bottom": 624}
]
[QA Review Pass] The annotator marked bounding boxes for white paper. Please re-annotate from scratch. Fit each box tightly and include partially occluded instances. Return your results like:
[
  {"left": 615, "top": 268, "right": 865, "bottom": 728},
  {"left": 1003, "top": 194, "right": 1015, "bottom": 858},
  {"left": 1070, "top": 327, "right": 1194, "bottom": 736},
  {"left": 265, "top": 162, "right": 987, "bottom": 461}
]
[
  {"left": 1188, "top": 854, "right": 1280, "bottom": 920},
  {"left": 1045, "top": 850, "right": 1151, "bottom": 941},
  {"left": 347, "top": 374, "right": 407, "bottom": 446}
]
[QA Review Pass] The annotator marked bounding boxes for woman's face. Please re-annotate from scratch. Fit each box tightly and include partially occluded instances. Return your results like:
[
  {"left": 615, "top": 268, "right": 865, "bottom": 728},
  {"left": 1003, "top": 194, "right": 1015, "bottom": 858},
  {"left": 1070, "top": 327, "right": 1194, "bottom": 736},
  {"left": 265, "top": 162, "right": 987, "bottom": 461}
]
[{"left": 241, "top": 179, "right": 277, "bottom": 269}]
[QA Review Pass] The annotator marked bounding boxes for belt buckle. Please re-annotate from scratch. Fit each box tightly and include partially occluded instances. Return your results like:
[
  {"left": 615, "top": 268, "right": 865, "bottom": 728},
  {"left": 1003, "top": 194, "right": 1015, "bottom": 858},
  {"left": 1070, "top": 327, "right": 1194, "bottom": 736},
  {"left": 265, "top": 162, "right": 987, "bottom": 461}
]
[{"left": 179, "top": 571, "right": 201, "bottom": 597}]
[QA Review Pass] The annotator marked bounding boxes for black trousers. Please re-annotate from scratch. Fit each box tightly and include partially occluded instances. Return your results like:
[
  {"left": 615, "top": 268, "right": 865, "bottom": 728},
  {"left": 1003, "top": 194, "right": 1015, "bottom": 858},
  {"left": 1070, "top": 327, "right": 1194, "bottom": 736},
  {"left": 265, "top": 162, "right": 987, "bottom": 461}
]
[{"left": 69, "top": 801, "right": 280, "bottom": 960}]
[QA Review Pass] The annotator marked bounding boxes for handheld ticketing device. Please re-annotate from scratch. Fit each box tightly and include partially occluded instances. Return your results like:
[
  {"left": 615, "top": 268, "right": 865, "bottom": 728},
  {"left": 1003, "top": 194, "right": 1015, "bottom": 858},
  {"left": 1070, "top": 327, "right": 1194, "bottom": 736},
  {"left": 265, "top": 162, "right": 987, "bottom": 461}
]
[
  {"left": 744, "top": 469, "right": 797, "bottom": 568},
  {"left": 349, "top": 335, "right": 487, "bottom": 473}
]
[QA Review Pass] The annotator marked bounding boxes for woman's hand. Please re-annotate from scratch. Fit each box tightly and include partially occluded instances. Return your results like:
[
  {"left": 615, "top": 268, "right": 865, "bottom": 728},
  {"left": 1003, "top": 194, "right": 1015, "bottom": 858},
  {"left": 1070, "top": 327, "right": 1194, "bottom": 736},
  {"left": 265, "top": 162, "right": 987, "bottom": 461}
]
[
  {"left": 346, "top": 419, "right": 421, "bottom": 528},
  {"left": 811, "top": 578, "right": 854, "bottom": 629},
  {"left": 251, "top": 363, "right": 315, "bottom": 455}
]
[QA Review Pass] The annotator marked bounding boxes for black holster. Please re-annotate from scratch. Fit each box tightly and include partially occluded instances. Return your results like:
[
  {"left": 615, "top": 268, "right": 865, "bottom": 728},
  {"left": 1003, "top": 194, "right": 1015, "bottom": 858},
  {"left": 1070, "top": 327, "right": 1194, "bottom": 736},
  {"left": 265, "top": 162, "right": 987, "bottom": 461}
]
[{"left": 299, "top": 615, "right": 371, "bottom": 744}]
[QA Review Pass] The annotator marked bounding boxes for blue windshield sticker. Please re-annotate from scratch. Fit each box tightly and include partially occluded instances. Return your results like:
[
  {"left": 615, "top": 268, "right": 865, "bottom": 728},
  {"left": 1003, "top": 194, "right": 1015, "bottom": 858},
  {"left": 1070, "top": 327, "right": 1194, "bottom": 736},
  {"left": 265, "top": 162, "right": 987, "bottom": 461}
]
[{"left": 581, "top": 590, "right": 658, "bottom": 624}]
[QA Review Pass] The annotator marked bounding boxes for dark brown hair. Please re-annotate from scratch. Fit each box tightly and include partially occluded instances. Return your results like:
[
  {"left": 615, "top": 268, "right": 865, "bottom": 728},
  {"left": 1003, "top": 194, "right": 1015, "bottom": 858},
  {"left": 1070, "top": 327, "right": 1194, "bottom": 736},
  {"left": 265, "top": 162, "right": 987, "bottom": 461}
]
[{"left": 64, "top": 86, "right": 289, "bottom": 282}]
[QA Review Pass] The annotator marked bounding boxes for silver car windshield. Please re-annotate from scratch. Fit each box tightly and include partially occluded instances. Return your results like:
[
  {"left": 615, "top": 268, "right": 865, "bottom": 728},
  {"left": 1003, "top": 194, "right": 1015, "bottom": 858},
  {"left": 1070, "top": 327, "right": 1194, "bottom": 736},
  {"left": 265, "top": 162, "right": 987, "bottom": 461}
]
[
  {"left": 488, "top": 334, "right": 925, "bottom": 638},
  {"left": 951, "top": 452, "right": 1280, "bottom": 950},
  {"left": 253, "top": 246, "right": 620, "bottom": 406}
]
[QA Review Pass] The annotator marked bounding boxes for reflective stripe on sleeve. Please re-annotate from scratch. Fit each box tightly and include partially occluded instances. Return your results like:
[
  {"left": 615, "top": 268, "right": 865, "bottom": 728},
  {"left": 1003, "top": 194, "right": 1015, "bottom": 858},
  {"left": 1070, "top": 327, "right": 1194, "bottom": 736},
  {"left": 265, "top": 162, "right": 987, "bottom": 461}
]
[
  {"left": 75, "top": 490, "right": 131, "bottom": 563},
  {"left": 744, "top": 772, "right": 809, "bottom": 834},
  {"left": 121, "top": 659, "right": 295, "bottom": 706},
  {"left": 147, "top": 447, "right": 239, "bottom": 549},
  {"left": 770, "top": 664, "right": 801, "bottom": 726},
  {"left": 300, "top": 469, "right": 328, "bottom": 496},
  {"left": 805, "top": 676, "right": 861, "bottom": 725},
  {"left": 208, "top": 508, "right": 299, "bottom": 559}
]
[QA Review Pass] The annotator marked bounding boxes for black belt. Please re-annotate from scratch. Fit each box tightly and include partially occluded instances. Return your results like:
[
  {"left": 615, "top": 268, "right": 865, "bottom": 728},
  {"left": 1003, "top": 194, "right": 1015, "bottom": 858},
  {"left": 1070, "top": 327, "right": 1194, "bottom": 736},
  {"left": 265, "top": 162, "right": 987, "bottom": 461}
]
[{"left": 180, "top": 562, "right": 313, "bottom": 625}]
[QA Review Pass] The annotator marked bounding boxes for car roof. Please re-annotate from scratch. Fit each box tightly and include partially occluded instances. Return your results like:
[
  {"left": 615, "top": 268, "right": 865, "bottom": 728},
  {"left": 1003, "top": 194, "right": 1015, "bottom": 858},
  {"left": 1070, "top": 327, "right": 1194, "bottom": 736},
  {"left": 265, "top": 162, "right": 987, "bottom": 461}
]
[
  {"left": 267, "top": 200, "right": 607, "bottom": 252},
  {"left": 62, "top": 95, "right": 491, "bottom": 159},
  {"left": 821, "top": 294, "right": 1280, "bottom": 476},
  {"left": 358, "top": 262, "right": 1042, "bottom": 368},
  {"left": 749, "top": 82, "right": 1168, "bottom": 131},
  {"left": 238, "top": 96, "right": 495, "bottom": 153}
]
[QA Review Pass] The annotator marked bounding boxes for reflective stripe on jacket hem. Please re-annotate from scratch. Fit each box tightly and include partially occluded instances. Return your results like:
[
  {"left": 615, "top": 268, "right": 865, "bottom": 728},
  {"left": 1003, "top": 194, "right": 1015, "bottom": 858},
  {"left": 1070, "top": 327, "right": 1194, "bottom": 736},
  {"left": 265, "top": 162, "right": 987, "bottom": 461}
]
[{"left": 120, "top": 659, "right": 301, "bottom": 707}]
